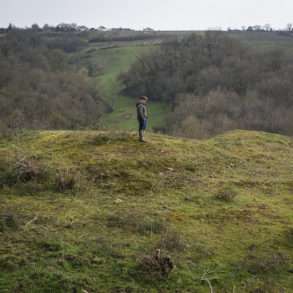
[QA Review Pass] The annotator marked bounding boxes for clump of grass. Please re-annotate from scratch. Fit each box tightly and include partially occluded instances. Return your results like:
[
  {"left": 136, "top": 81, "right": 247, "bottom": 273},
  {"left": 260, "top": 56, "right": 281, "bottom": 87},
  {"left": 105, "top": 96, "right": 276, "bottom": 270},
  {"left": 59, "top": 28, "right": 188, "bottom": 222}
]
[
  {"left": 243, "top": 251, "right": 289, "bottom": 274},
  {"left": 214, "top": 185, "right": 238, "bottom": 202},
  {"left": 158, "top": 230, "right": 187, "bottom": 252},
  {"left": 0, "top": 213, "right": 18, "bottom": 232},
  {"left": 0, "top": 255, "right": 25, "bottom": 272},
  {"left": 37, "top": 240, "right": 63, "bottom": 252},
  {"left": 106, "top": 212, "right": 167, "bottom": 235},
  {"left": 55, "top": 169, "right": 80, "bottom": 193},
  {"left": 137, "top": 216, "right": 167, "bottom": 235},
  {"left": 241, "top": 279, "right": 285, "bottom": 293}
]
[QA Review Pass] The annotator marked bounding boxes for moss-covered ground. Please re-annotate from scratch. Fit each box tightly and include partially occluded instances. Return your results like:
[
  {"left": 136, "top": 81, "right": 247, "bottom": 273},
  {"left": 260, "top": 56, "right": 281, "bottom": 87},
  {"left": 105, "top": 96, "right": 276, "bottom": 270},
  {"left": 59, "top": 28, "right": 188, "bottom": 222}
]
[{"left": 0, "top": 130, "right": 292, "bottom": 292}]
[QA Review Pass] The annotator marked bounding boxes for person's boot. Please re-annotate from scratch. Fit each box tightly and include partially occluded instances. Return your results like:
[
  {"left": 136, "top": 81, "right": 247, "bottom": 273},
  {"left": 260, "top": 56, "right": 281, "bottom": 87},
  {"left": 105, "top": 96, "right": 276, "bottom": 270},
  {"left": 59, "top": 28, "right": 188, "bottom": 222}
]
[{"left": 139, "top": 130, "right": 145, "bottom": 142}]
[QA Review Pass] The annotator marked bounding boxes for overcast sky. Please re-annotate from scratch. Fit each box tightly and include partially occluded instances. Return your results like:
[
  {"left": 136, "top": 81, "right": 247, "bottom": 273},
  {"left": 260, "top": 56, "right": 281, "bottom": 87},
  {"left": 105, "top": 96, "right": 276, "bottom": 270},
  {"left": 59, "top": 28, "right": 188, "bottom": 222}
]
[{"left": 1, "top": 0, "right": 293, "bottom": 30}]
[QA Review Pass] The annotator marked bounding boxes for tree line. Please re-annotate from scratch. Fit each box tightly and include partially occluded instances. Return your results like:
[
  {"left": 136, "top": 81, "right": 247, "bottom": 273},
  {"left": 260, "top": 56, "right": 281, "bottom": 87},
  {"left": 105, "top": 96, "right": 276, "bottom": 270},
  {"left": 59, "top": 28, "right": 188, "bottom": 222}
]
[
  {"left": 121, "top": 32, "right": 293, "bottom": 138},
  {"left": 0, "top": 30, "right": 106, "bottom": 135}
]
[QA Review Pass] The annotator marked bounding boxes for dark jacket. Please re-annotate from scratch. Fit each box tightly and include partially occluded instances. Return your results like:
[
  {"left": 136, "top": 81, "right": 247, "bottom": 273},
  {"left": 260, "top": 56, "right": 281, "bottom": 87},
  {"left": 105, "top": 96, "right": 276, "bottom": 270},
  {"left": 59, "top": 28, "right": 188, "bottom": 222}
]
[{"left": 136, "top": 101, "right": 148, "bottom": 120}]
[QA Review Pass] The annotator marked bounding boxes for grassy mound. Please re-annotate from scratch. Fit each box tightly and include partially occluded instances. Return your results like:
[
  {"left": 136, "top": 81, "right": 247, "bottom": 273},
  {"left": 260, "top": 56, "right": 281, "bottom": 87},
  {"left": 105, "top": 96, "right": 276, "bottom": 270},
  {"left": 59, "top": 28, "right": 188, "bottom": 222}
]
[{"left": 0, "top": 130, "right": 292, "bottom": 292}]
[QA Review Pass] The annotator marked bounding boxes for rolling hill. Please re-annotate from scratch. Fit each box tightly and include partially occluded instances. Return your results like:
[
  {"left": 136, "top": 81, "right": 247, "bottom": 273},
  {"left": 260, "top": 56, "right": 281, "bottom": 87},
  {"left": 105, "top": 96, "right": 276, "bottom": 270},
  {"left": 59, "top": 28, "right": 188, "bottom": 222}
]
[
  {"left": 0, "top": 130, "right": 292, "bottom": 292},
  {"left": 72, "top": 30, "right": 293, "bottom": 132}
]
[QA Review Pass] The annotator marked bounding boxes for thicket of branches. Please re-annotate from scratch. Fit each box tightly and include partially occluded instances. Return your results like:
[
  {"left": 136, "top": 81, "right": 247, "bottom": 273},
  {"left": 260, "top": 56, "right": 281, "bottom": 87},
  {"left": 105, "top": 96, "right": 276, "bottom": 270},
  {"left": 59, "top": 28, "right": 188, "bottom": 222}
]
[
  {"left": 122, "top": 33, "right": 293, "bottom": 138},
  {"left": 0, "top": 30, "right": 104, "bottom": 135}
]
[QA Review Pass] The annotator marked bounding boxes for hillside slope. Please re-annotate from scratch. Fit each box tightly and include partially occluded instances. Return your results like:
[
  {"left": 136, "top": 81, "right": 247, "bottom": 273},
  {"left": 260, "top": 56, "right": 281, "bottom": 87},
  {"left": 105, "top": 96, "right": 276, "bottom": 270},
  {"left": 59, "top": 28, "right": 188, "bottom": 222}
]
[
  {"left": 0, "top": 130, "right": 292, "bottom": 292},
  {"left": 74, "top": 44, "right": 169, "bottom": 130}
]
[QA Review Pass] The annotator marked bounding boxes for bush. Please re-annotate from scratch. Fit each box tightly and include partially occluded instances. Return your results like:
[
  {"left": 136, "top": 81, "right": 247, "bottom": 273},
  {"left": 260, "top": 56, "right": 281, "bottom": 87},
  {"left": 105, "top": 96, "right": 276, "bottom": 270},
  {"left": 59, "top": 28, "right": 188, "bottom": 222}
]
[
  {"left": 14, "top": 157, "right": 44, "bottom": 183},
  {"left": 55, "top": 169, "right": 79, "bottom": 192},
  {"left": 137, "top": 249, "right": 174, "bottom": 280},
  {"left": 215, "top": 185, "right": 238, "bottom": 202},
  {"left": 0, "top": 156, "right": 46, "bottom": 187},
  {"left": 0, "top": 30, "right": 104, "bottom": 131}
]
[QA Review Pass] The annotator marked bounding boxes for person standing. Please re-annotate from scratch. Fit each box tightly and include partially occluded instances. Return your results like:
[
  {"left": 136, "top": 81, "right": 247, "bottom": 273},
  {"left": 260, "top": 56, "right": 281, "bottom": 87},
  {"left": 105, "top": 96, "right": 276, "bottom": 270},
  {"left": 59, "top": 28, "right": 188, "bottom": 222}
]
[{"left": 136, "top": 96, "right": 148, "bottom": 142}]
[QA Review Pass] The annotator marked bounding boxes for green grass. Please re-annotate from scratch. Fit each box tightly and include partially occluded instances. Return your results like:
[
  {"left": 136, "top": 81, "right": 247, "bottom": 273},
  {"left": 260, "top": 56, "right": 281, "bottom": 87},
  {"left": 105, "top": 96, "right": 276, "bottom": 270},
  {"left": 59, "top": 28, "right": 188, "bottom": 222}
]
[{"left": 0, "top": 130, "right": 292, "bottom": 292}]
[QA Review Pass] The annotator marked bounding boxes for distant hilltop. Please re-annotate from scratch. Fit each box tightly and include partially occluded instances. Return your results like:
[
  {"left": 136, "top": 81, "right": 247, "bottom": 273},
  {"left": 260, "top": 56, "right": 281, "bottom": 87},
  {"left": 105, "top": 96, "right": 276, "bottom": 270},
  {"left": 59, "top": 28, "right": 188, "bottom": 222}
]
[
  {"left": 2, "top": 22, "right": 293, "bottom": 33},
  {"left": 0, "top": 23, "right": 158, "bottom": 33}
]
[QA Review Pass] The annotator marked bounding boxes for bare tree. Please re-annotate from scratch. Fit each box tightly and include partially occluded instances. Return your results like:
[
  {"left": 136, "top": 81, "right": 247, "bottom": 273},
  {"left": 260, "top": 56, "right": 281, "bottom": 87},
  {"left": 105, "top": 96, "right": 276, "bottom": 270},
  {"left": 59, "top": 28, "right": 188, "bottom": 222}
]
[
  {"left": 264, "top": 24, "right": 272, "bottom": 32},
  {"left": 286, "top": 23, "right": 293, "bottom": 32}
]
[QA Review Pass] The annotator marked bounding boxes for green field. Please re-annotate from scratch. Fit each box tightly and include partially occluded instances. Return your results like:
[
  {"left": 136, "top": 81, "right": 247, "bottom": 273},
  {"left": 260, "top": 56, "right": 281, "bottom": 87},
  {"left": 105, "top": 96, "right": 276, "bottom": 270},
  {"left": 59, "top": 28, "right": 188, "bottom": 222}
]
[
  {"left": 0, "top": 130, "right": 292, "bottom": 292},
  {"left": 95, "top": 45, "right": 169, "bottom": 131},
  {"left": 74, "top": 43, "right": 170, "bottom": 131}
]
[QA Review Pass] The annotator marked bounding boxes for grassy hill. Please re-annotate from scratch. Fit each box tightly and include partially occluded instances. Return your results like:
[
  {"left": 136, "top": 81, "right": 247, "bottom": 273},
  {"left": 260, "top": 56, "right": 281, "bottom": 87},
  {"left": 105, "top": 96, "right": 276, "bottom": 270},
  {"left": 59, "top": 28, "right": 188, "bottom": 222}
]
[{"left": 0, "top": 130, "right": 292, "bottom": 292}]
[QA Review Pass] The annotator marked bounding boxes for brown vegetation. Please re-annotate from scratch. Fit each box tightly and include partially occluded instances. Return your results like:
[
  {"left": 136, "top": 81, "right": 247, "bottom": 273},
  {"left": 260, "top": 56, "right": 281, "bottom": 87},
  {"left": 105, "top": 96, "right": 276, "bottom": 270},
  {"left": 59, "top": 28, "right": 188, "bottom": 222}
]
[
  {"left": 122, "top": 32, "right": 293, "bottom": 138},
  {"left": 0, "top": 30, "right": 104, "bottom": 133}
]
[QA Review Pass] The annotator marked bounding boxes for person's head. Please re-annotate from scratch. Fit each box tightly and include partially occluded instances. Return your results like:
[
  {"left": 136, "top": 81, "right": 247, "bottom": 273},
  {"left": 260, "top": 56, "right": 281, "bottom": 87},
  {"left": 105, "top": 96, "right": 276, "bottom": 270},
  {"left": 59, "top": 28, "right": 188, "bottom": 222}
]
[{"left": 139, "top": 96, "right": 149, "bottom": 103}]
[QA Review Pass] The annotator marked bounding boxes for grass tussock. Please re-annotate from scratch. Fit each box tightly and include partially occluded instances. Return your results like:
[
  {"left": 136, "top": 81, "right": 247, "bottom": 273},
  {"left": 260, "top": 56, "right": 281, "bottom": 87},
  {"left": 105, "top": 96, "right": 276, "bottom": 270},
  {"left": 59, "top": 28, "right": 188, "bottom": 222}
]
[
  {"left": 214, "top": 185, "right": 238, "bottom": 202},
  {"left": 106, "top": 211, "right": 167, "bottom": 235},
  {"left": 55, "top": 169, "right": 81, "bottom": 193}
]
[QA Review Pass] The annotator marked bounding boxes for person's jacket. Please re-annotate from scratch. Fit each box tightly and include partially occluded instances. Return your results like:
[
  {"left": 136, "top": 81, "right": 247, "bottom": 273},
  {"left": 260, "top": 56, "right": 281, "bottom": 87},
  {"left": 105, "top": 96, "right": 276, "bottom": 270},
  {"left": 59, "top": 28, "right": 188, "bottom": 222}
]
[{"left": 136, "top": 101, "right": 148, "bottom": 120}]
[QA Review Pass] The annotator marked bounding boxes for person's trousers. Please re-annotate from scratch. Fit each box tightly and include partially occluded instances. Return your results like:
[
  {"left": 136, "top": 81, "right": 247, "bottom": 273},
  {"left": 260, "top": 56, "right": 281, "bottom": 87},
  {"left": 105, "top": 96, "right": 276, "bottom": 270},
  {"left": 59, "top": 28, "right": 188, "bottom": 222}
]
[
  {"left": 138, "top": 118, "right": 147, "bottom": 131},
  {"left": 138, "top": 119, "right": 147, "bottom": 141}
]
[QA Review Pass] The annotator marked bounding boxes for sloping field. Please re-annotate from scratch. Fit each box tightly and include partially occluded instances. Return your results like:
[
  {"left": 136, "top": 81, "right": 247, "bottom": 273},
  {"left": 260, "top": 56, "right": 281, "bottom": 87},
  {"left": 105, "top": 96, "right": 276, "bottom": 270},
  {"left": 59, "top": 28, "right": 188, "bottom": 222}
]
[{"left": 0, "top": 130, "right": 292, "bottom": 292}]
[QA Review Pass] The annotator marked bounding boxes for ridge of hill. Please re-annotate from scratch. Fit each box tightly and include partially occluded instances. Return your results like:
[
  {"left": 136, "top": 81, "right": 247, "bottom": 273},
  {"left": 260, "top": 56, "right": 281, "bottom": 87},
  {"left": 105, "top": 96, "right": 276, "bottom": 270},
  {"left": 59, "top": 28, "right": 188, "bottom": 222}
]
[{"left": 0, "top": 130, "right": 292, "bottom": 292}]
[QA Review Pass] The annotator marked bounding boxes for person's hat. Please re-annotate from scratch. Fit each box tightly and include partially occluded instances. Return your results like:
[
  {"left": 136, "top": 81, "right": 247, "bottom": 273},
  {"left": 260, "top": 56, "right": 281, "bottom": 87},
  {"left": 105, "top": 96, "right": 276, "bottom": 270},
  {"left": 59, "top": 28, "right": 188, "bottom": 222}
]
[{"left": 140, "top": 96, "right": 149, "bottom": 101}]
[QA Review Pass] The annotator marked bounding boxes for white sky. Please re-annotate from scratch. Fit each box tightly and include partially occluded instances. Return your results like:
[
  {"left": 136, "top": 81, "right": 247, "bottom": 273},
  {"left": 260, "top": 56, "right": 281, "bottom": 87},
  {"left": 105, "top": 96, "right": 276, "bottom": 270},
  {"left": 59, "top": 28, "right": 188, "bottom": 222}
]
[{"left": 1, "top": 0, "right": 292, "bottom": 30}]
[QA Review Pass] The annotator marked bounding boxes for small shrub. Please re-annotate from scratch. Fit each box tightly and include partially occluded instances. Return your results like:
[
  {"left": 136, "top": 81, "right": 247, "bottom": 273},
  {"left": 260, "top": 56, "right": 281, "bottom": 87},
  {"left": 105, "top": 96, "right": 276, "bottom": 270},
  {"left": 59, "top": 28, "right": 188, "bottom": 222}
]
[
  {"left": 137, "top": 249, "right": 174, "bottom": 279},
  {"left": 55, "top": 169, "right": 79, "bottom": 192},
  {"left": 215, "top": 185, "right": 238, "bottom": 202},
  {"left": 0, "top": 157, "right": 45, "bottom": 187},
  {"left": 14, "top": 157, "right": 44, "bottom": 183}
]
